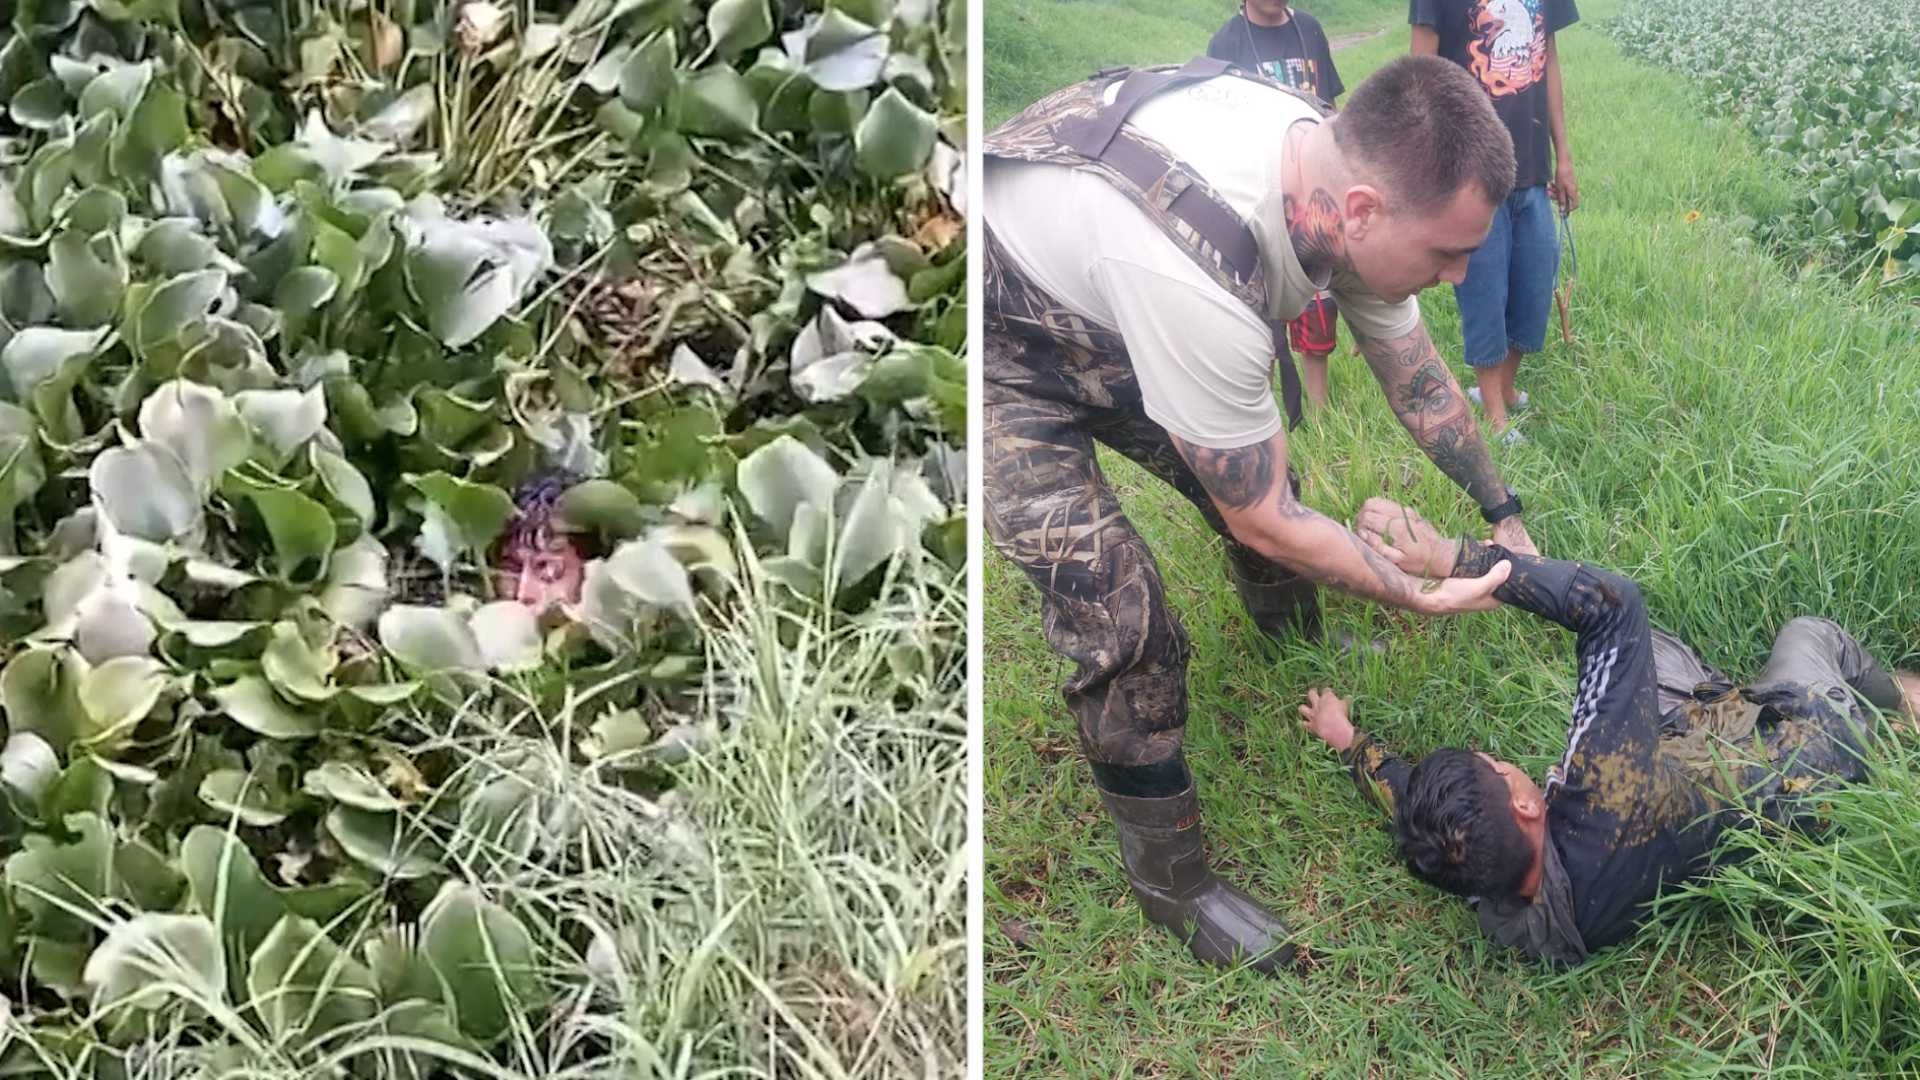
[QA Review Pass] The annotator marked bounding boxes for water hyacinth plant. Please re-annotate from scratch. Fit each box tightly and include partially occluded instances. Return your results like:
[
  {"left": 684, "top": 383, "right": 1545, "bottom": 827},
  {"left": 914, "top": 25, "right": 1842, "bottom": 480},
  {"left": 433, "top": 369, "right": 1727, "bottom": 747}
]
[{"left": 1610, "top": 0, "right": 1920, "bottom": 298}]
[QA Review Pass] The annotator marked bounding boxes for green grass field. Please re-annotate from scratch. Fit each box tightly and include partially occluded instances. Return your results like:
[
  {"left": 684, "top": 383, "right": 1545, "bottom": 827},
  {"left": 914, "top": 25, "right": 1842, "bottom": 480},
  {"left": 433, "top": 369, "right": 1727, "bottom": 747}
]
[
  {"left": 984, "top": 0, "right": 1403, "bottom": 126},
  {"left": 981, "top": 0, "right": 1920, "bottom": 1074}
]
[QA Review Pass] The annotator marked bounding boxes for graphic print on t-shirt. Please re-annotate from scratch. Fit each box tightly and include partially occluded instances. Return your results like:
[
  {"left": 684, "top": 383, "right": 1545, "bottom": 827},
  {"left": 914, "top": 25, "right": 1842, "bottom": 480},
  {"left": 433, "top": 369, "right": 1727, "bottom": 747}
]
[
  {"left": 1469, "top": 0, "right": 1546, "bottom": 97},
  {"left": 1262, "top": 57, "right": 1323, "bottom": 99}
]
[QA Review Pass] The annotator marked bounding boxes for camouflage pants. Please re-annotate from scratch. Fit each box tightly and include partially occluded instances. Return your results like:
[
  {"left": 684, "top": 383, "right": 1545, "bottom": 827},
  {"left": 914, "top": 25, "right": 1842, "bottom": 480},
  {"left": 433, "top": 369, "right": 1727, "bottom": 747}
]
[
  {"left": 1654, "top": 617, "right": 1902, "bottom": 820},
  {"left": 983, "top": 225, "right": 1316, "bottom": 768}
]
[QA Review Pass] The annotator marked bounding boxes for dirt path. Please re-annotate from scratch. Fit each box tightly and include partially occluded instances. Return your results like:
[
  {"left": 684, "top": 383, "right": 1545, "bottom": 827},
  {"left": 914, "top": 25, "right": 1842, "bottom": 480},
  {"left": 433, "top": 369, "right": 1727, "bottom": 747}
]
[{"left": 1329, "top": 27, "right": 1388, "bottom": 51}]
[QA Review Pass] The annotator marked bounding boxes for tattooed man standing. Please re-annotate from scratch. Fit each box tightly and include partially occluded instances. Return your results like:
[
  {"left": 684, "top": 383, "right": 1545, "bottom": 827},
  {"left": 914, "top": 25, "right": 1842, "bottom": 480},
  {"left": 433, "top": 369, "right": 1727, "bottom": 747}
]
[{"left": 983, "top": 55, "right": 1539, "bottom": 975}]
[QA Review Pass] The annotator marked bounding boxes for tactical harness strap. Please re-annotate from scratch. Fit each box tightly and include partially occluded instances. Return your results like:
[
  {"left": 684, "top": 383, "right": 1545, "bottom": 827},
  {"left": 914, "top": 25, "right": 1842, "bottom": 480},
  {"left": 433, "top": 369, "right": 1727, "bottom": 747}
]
[{"left": 993, "top": 56, "right": 1305, "bottom": 429}]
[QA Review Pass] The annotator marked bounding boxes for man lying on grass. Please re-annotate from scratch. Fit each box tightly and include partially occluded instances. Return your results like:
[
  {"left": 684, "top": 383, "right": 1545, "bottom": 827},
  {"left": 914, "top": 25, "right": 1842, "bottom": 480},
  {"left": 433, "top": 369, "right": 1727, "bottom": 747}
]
[{"left": 1297, "top": 497, "right": 1920, "bottom": 966}]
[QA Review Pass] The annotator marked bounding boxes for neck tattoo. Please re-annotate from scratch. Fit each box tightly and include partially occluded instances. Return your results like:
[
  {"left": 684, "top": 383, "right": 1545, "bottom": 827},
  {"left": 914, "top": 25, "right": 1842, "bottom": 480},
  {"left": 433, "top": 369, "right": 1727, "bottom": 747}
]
[{"left": 1283, "top": 124, "right": 1346, "bottom": 275}]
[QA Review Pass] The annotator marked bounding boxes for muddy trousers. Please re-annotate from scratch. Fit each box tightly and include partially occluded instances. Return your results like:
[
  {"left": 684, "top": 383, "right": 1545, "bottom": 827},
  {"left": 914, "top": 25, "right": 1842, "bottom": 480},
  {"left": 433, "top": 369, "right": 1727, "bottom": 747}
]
[
  {"left": 981, "top": 218, "right": 1316, "bottom": 773},
  {"left": 981, "top": 223, "right": 1304, "bottom": 972},
  {"left": 1652, "top": 617, "right": 1904, "bottom": 814},
  {"left": 982, "top": 347, "right": 1316, "bottom": 774}
]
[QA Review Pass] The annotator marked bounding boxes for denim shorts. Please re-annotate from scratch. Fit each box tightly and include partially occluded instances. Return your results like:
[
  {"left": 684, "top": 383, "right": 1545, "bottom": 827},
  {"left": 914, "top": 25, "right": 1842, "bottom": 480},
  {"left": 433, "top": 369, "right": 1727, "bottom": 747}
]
[{"left": 1455, "top": 184, "right": 1560, "bottom": 368}]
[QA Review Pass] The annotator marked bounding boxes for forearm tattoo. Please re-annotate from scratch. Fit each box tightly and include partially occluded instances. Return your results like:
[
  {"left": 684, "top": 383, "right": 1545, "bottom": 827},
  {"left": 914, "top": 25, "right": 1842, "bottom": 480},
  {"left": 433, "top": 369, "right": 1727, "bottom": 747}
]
[
  {"left": 1338, "top": 524, "right": 1418, "bottom": 606},
  {"left": 1266, "top": 477, "right": 1419, "bottom": 607},
  {"left": 1399, "top": 360, "right": 1454, "bottom": 417},
  {"left": 1176, "top": 439, "right": 1276, "bottom": 512},
  {"left": 1174, "top": 437, "right": 1419, "bottom": 608},
  {"left": 1357, "top": 325, "right": 1508, "bottom": 510}
]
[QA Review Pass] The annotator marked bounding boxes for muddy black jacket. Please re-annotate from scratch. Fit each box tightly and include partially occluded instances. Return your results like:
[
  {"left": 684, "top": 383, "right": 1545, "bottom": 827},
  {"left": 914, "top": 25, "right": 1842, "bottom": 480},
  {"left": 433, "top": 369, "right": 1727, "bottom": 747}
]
[{"left": 1341, "top": 546, "right": 1736, "bottom": 965}]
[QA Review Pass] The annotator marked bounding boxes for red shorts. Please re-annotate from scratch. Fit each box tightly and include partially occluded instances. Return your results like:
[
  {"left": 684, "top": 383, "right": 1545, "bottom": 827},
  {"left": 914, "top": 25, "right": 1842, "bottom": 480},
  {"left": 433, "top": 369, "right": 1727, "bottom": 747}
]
[{"left": 1287, "top": 293, "right": 1339, "bottom": 356}]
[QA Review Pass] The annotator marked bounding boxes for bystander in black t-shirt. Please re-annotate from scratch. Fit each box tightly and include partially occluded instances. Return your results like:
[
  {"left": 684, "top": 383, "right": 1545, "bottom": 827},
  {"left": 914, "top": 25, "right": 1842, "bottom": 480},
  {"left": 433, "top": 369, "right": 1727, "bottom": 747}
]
[
  {"left": 1206, "top": 8, "right": 1345, "bottom": 108},
  {"left": 1409, "top": 0, "right": 1577, "bottom": 190}
]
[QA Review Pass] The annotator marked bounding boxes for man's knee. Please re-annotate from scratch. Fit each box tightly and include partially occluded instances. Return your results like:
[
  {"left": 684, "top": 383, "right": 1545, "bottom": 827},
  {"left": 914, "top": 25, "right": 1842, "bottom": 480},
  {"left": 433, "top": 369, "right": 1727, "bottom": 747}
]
[
  {"left": 1073, "top": 622, "right": 1190, "bottom": 766},
  {"left": 1771, "top": 617, "right": 1857, "bottom": 667},
  {"left": 1100, "top": 539, "right": 1191, "bottom": 672},
  {"left": 1781, "top": 616, "right": 1844, "bottom": 638},
  {"left": 1064, "top": 539, "right": 1192, "bottom": 761}
]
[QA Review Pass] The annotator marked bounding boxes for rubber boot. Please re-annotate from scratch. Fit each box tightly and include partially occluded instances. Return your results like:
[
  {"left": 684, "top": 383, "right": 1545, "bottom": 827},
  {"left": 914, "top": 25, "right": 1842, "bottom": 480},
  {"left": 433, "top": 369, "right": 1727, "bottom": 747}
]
[
  {"left": 1096, "top": 778, "right": 1296, "bottom": 975},
  {"left": 1225, "top": 541, "right": 1323, "bottom": 643},
  {"left": 1226, "top": 541, "right": 1387, "bottom": 655}
]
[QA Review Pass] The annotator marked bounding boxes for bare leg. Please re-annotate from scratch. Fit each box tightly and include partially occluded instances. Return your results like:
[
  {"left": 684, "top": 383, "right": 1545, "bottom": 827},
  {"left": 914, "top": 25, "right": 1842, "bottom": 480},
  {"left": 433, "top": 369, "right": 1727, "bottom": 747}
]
[
  {"left": 1499, "top": 347, "right": 1524, "bottom": 408},
  {"left": 1476, "top": 365, "right": 1510, "bottom": 434},
  {"left": 1301, "top": 351, "right": 1331, "bottom": 409}
]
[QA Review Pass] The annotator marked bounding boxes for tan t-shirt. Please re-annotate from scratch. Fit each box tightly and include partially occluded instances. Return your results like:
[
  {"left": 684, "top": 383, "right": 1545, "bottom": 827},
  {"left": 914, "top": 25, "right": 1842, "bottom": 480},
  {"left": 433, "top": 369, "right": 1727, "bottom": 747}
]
[{"left": 984, "top": 74, "right": 1420, "bottom": 449}]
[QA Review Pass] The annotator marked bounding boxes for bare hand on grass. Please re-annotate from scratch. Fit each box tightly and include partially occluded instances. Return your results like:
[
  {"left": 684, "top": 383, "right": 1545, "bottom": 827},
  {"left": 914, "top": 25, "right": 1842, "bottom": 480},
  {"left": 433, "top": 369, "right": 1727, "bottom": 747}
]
[{"left": 1299, "top": 688, "right": 1355, "bottom": 752}]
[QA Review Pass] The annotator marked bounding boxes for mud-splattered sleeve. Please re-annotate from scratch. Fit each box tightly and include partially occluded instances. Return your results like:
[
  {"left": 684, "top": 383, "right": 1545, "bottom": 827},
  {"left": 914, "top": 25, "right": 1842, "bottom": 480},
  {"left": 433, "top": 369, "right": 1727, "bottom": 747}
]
[
  {"left": 1453, "top": 541, "right": 1662, "bottom": 798},
  {"left": 1340, "top": 732, "right": 1413, "bottom": 824}
]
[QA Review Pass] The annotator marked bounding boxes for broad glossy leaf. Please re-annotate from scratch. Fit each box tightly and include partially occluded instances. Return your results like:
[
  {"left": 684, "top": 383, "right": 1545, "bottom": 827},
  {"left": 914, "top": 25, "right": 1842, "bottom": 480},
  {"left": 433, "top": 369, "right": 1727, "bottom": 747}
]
[
  {"left": 247, "top": 915, "right": 380, "bottom": 1040},
  {"left": 855, "top": 87, "right": 937, "bottom": 179},
  {"left": 0, "top": 647, "right": 87, "bottom": 753},
  {"left": 83, "top": 912, "right": 221, "bottom": 1011},
  {"left": 420, "top": 883, "right": 546, "bottom": 1044},
  {"left": 10, "top": 78, "right": 69, "bottom": 129},
  {"left": 0, "top": 402, "right": 45, "bottom": 532},
  {"left": 408, "top": 472, "right": 515, "bottom": 572},
  {"left": 707, "top": 0, "right": 772, "bottom": 59},
  {"left": 554, "top": 480, "right": 646, "bottom": 539},
  {"left": 212, "top": 676, "right": 322, "bottom": 739},
  {"left": 737, "top": 434, "right": 838, "bottom": 534},
  {"left": 319, "top": 536, "right": 388, "bottom": 630},
  {"left": 90, "top": 442, "right": 202, "bottom": 543},
  {"left": 198, "top": 769, "right": 292, "bottom": 827},
  {"left": 679, "top": 68, "right": 760, "bottom": 137},
  {"left": 302, "top": 762, "right": 405, "bottom": 812},
  {"left": 46, "top": 230, "right": 125, "bottom": 327},
  {"left": 233, "top": 385, "right": 327, "bottom": 466},
  {"left": 619, "top": 31, "right": 677, "bottom": 111},
  {"left": 241, "top": 486, "right": 336, "bottom": 581},
  {"left": 77, "top": 655, "right": 167, "bottom": 749},
  {"left": 132, "top": 269, "right": 226, "bottom": 357},
  {"left": 1, "top": 327, "right": 106, "bottom": 404},
  {"left": 181, "top": 827, "right": 367, "bottom": 959},
  {"left": 469, "top": 601, "right": 542, "bottom": 674},
  {"left": 325, "top": 806, "right": 440, "bottom": 879},
  {"left": 378, "top": 605, "right": 483, "bottom": 673},
  {"left": 261, "top": 622, "right": 334, "bottom": 702},
  {"left": 137, "top": 380, "right": 251, "bottom": 493},
  {"left": 6, "top": 812, "right": 112, "bottom": 942},
  {"left": 807, "top": 244, "right": 911, "bottom": 316},
  {"left": 784, "top": 10, "right": 889, "bottom": 91}
]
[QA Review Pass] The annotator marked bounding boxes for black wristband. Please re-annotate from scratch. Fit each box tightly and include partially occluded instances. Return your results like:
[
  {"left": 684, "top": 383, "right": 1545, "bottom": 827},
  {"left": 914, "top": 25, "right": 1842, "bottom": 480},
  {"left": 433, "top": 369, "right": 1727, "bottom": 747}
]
[{"left": 1480, "top": 488, "right": 1523, "bottom": 525}]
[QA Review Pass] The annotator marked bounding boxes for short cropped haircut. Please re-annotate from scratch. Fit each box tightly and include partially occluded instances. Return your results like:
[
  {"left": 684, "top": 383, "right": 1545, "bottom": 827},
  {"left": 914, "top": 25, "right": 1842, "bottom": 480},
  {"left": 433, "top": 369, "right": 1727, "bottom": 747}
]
[{"left": 1329, "top": 54, "right": 1516, "bottom": 214}]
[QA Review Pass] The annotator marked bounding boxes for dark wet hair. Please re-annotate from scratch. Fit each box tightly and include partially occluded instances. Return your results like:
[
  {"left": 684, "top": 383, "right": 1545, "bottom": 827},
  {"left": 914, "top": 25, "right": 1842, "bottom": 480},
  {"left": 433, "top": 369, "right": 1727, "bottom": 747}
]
[
  {"left": 1395, "top": 749, "right": 1535, "bottom": 899},
  {"left": 1330, "top": 54, "right": 1516, "bottom": 213}
]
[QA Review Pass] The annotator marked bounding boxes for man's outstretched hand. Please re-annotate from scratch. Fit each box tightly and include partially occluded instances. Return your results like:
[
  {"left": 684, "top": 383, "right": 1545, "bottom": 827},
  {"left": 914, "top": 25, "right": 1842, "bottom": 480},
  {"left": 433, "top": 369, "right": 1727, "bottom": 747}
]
[
  {"left": 1412, "top": 560, "right": 1512, "bottom": 614},
  {"left": 1299, "top": 688, "right": 1355, "bottom": 752}
]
